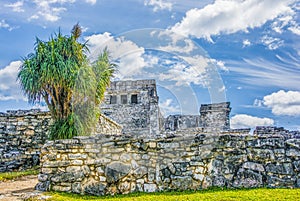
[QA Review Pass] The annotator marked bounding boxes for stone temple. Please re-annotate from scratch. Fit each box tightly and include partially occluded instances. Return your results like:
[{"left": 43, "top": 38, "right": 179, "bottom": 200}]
[{"left": 100, "top": 79, "right": 232, "bottom": 136}]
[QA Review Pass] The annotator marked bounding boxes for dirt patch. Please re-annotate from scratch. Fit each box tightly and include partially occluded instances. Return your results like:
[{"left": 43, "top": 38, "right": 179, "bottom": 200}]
[{"left": 0, "top": 175, "right": 39, "bottom": 201}]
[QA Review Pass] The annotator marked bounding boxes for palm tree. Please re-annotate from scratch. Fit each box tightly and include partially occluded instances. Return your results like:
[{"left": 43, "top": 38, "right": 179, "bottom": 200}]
[{"left": 18, "top": 24, "right": 116, "bottom": 139}]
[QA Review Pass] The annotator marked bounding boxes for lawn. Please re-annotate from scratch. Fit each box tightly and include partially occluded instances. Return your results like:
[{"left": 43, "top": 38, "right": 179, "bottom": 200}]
[
  {"left": 44, "top": 188, "right": 300, "bottom": 201},
  {"left": 0, "top": 167, "right": 39, "bottom": 181}
]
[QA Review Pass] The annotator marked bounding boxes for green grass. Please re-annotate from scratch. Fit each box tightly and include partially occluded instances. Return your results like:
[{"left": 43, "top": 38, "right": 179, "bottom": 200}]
[
  {"left": 41, "top": 188, "right": 300, "bottom": 201},
  {"left": 0, "top": 167, "right": 39, "bottom": 181}
]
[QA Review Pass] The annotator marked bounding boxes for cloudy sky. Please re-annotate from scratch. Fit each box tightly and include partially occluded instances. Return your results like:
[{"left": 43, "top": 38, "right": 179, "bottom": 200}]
[{"left": 0, "top": 0, "right": 299, "bottom": 131}]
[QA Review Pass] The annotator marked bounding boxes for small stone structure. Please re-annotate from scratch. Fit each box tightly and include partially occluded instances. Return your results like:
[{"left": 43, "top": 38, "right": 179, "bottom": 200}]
[
  {"left": 101, "top": 79, "right": 164, "bottom": 136},
  {"left": 0, "top": 110, "right": 51, "bottom": 172},
  {"left": 37, "top": 128, "right": 300, "bottom": 194},
  {"left": 199, "top": 102, "right": 231, "bottom": 132}
]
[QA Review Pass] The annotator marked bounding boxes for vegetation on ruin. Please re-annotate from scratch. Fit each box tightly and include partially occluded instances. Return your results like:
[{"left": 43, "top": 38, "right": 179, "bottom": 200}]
[
  {"left": 0, "top": 167, "right": 39, "bottom": 181},
  {"left": 32, "top": 188, "right": 300, "bottom": 201},
  {"left": 18, "top": 24, "right": 116, "bottom": 139}
]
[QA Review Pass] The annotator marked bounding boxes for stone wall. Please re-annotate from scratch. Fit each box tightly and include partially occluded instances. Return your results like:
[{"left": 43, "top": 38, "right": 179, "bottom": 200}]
[
  {"left": 164, "top": 115, "right": 200, "bottom": 131},
  {"left": 37, "top": 127, "right": 300, "bottom": 195},
  {"left": 0, "top": 110, "right": 51, "bottom": 172},
  {"left": 0, "top": 110, "right": 123, "bottom": 172},
  {"left": 94, "top": 114, "right": 122, "bottom": 135}
]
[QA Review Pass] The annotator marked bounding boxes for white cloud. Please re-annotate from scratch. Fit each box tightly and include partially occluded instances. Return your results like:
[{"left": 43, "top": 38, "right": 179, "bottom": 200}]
[
  {"left": 271, "top": 15, "right": 293, "bottom": 34},
  {"left": 85, "top": 33, "right": 146, "bottom": 79},
  {"left": 159, "top": 99, "right": 180, "bottom": 116},
  {"left": 5, "top": 1, "right": 25, "bottom": 12},
  {"left": 0, "top": 61, "right": 25, "bottom": 101},
  {"left": 0, "top": 19, "right": 15, "bottom": 31},
  {"left": 85, "top": 0, "right": 96, "bottom": 5},
  {"left": 230, "top": 114, "right": 274, "bottom": 129},
  {"left": 144, "top": 0, "right": 172, "bottom": 12},
  {"left": 158, "top": 57, "right": 207, "bottom": 86},
  {"left": 243, "top": 39, "right": 251, "bottom": 47},
  {"left": 228, "top": 56, "right": 300, "bottom": 90},
  {"left": 29, "top": 0, "right": 73, "bottom": 22},
  {"left": 260, "top": 35, "right": 284, "bottom": 50},
  {"left": 171, "top": 0, "right": 296, "bottom": 41},
  {"left": 253, "top": 98, "right": 263, "bottom": 107},
  {"left": 263, "top": 90, "right": 300, "bottom": 116},
  {"left": 0, "top": 20, "right": 10, "bottom": 29},
  {"left": 28, "top": 0, "right": 96, "bottom": 22},
  {"left": 288, "top": 24, "right": 300, "bottom": 35},
  {"left": 210, "top": 58, "right": 228, "bottom": 71}
]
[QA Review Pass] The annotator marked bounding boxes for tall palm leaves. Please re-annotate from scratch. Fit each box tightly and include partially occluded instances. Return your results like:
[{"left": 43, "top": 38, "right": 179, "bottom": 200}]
[{"left": 18, "top": 25, "right": 115, "bottom": 139}]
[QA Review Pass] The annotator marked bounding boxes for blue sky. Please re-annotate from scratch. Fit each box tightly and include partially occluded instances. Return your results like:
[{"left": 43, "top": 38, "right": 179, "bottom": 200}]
[{"left": 0, "top": 0, "right": 299, "bottom": 131}]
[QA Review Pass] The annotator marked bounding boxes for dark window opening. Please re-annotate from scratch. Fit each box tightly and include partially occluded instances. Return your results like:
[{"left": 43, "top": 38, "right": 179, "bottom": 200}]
[
  {"left": 149, "top": 89, "right": 154, "bottom": 97},
  {"left": 110, "top": 95, "right": 117, "bottom": 104},
  {"left": 121, "top": 95, "right": 127, "bottom": 104},
  {"left": 131, "top": 94, "right": 138, "bottom": 104}
]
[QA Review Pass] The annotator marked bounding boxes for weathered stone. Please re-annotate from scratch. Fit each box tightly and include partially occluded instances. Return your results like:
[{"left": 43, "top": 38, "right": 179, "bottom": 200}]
[
  {"left": 105, "top": 162, "right": 131, "bottom": 183},
  {"left": 84, "top": 182, "right": 106, "bottom": 196},
  {"left": 233, "top": 169, "right": 263, "bottom": 188},
  {"left": 68, "top": 153, "right": 87, "bottom": 160},
  {"left": 212, "top": 176, "right": 226, "bottom": 187},
  {"left": 118, "top": 181, "right": 131, "bottom": 194},
  {"left": 144, "top": 183, "right": 157, "bottom": 192},
  {"left": 72, "top": 182, "right": 82, "bottom": 194},
  {"left": 242, "top": 162, "right": 265, "bottom": 172},
  {"left": 286, "top": 149, "right": 300, "bottom": 157},
  {"left": 96, "top": 167, "right": 105, "bottom": 174},
  {"left": 120, "top": 153, "right": 131, "bottom": 162},
  {"left": 266, "top": 175, "right": 296, "bottom": 188},
  {"left": 133, "top": 166, "right": 147, "bottom": 178},
  {"left": 171, "top": 176, "right": 193, "bottom": 190},
  {"left": 265, "top": 163, "right": 294, "bottom": 175},
  {"left": 52, "top": 185, "right": 71, "bottom": 192},
  {"left": 193, "top": 173, "right": 204, "bottom": 181},
  {"left": 38, "top": 174, "right": 48, "bottom": 182},
  {"left": 35, "top": 181, "right": 50, "bottom": 191},
  {"left": 293, "top": 160, "right": 300, "bottom": 171}
]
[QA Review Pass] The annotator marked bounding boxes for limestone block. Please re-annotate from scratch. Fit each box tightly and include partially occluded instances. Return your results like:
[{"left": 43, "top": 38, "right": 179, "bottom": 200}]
[
  {"left": 68, "top": 153, "right": 87, "bottom": 160},
  {"left": 96, "top": 167, "right": 105, "bottom": 174},
  {"left": 248, "top": 149, "right": 275, "bottom": 162},
  {"left": 171, "top": 176, "right": 193, "bottom": 190},
  {"left": 265, "top": 163, "right": 294, "bottom": 175},
  {"left": 293, "top": 160, "right": 300, "bottom": 171},
  {"left": 52, "top": 185, "right": 71, "bottom": 192},
  {"left": 144, "top": 183, "right": 157, "bottom": 192},
  {"left": 233, "top": 169, "right": 263, "bottom": 188},
  {"left": 35, "top": 181, "right": 50, "bottom": 191},
  {"left": 84, "top": 182, "right": 106, "bottom": 196},
  {"left": 133, "top": 166, "right": 148, "bottom": 179},
  {"left": 242, "top": 162, "right": 265, "bottom": 172},
  {"left": 105, "top": 162, "right": 131, "bottom": 183},
  {"left": 193, "top": 173, "right": 204, "bottom": 181},
  {"left": 38, "top": 174, "right": 48, "bottom": 182},
  {"left": 120, "top": 153, "right": 131, "bottom": 162},
  {"left": 118, "top": 181, "right": 131, "bottom": 194},
  {"left": 72, "top": 182, "right": 82, "bottom": 194},
  {"left": 286, "top": 149, "right": 300, "bottom": 157},
  {"left": 212, "top": 175, "right": 226, "bottom": 187},
  {"left": 286, "top": 139, "right": 300, "bottom": 149}
]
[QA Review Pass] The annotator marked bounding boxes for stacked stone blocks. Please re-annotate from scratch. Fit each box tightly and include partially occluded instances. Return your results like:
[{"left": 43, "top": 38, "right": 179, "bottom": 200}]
[
  {"left": 0, "top": 110, "right": 51, "bottom": 172},
  {"left": 37, "top": 130, "right": 300, "bottom": 195}
]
